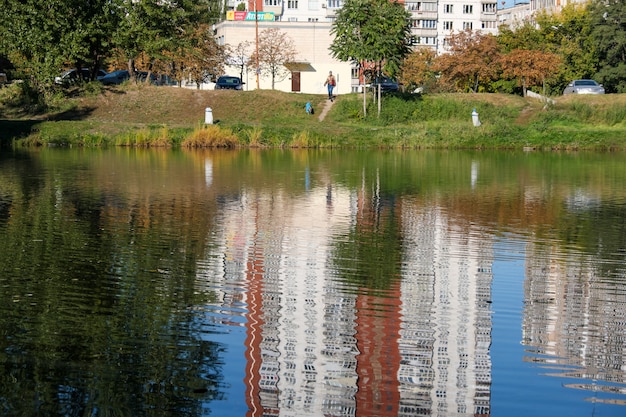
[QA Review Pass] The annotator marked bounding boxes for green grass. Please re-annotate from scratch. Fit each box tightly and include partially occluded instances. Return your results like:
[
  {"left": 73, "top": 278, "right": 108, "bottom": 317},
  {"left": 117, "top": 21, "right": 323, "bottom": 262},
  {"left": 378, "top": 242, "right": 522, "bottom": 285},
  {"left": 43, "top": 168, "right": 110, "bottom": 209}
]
[{"left": 2, "top": 82, "right": 626, "bottom": 150}]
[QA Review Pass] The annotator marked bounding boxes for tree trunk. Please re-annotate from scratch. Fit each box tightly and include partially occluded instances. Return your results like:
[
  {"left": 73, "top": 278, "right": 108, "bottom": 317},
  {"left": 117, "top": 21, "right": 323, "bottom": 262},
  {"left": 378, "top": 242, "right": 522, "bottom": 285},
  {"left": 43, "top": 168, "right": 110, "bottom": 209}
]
[
  {"left": 127, "top": 59, "right": 135, "bottom": 83},
  {"left": 362, "top": 86, "right": 367, "bottom": 118},
  {"left": 377, "top": 84, "right": 381, "bottom": 117}
]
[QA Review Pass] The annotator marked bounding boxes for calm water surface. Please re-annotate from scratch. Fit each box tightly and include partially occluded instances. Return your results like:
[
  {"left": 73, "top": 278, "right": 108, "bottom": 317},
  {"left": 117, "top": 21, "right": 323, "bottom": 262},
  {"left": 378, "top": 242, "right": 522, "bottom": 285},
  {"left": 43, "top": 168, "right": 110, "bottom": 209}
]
[{"left": 0, "top": 148, "right": 624, "bottom": 417}]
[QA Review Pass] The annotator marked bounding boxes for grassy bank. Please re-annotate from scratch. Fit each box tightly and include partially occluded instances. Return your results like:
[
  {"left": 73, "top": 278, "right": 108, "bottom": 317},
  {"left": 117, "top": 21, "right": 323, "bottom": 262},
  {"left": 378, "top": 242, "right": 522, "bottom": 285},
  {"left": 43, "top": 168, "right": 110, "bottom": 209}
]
[{"left": 2, "top": 82, "right": 626, "bottom": 150}]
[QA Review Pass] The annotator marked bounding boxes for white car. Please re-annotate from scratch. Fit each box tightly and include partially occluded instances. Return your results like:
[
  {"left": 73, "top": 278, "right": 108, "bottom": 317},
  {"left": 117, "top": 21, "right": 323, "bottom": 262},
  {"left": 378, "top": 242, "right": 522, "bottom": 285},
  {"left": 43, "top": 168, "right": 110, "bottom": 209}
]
[
  {"left": 563, "top": 79, "right": 605, "bottom": 95},
  {"left": 55, "top": 68, "right": 107, "bottom": 85}
]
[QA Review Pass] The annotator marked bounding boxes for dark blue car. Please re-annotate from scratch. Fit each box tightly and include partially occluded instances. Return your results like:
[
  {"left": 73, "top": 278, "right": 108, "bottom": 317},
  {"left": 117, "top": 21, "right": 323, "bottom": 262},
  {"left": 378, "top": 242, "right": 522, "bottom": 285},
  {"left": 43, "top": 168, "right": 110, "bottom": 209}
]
[
  {"left": 99, "top": 70, "right": 130, "bottom": 85},
  {"left": 215, "top": 76, "right": 245, "bottom": 90}
]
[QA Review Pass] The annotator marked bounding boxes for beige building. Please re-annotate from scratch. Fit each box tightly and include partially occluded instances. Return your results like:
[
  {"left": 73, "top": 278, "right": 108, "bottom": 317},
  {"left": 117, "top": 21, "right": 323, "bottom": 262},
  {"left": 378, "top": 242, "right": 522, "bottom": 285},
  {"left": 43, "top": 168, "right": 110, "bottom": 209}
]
[{"left": 215, "top": 20, "right": 354, "bottom": 95}]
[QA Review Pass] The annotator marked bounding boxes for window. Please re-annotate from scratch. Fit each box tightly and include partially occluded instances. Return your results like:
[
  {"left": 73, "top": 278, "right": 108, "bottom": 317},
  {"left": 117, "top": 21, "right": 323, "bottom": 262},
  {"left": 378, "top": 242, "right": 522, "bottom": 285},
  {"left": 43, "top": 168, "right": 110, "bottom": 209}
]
[
  {"left": 414, "top": 36, "right": 436, "bottom": 45},
  {"left": 422, "top": 2, "right": 437, "bottom": 11},
  {"left": 288, "top": 0, "right": 298, "bottom": 8},
  {"left": 422, "top": 19, "right": 436, "bottom": 28},
  {"left": 444, "top": 4, "right": 453, "bottom": 13},
  {"left": 482, "top": 3, "right": 496, "bottom": 13},
  {"left": 443, "top": 21, "right": 453, "bottom": 31},
  {"left": 328, "top": 0, "right": 342, "bottom": 7},
  {"left": 463, "top": 21, "right": 473, "bottom": 30},
  {"left": 482, "top": 21, "right": 497, "bottom": 29},
  {"left": 264, "top": 0, "right": 279, "bottom": 5},
  {"left": 463, "top": 4, "right": 473, "bottom": 14}
]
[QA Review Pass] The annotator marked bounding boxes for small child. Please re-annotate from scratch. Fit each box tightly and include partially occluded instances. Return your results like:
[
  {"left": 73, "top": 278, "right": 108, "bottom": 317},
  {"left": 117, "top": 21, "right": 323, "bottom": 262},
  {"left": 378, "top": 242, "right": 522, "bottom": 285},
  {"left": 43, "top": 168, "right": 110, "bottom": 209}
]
[{"left": 305, "top": 102, "right": 314, "bottom": 115}]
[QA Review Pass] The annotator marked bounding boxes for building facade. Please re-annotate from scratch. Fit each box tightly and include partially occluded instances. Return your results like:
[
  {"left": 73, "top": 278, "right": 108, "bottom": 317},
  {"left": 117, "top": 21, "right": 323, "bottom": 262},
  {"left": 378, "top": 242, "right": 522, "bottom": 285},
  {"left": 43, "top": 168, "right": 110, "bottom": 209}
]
[{"left": 214, "top": 0, "right": 500, "bottom": 94}]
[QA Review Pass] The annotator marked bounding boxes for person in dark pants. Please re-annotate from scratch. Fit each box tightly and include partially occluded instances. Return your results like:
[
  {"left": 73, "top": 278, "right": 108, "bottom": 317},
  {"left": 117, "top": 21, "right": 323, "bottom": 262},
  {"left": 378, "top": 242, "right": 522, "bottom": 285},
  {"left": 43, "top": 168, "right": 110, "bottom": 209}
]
[{"left": 324, "top": 71, "right": 336, "bottom": 101}]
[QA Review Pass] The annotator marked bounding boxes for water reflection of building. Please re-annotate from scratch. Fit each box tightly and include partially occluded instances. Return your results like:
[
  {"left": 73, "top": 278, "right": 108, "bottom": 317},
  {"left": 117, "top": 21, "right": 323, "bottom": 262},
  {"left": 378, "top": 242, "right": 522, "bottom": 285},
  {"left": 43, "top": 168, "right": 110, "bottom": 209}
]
[
  {"left": 207, "top": 179, "right": 493, "bottom": 416},
  {"left": 400, "top": 203, "right": 492, "bottom": 416},
  {"left": 523, "top": 244, "right": 626, "bottom": 400}
]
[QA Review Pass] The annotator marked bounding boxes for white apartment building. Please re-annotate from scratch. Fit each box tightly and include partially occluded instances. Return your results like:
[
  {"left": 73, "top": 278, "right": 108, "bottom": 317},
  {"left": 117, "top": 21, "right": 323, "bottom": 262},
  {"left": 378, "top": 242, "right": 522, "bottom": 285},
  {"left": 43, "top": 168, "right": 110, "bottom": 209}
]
[{"left": 214, "top": 0, "right": 500, "bottom": 94}]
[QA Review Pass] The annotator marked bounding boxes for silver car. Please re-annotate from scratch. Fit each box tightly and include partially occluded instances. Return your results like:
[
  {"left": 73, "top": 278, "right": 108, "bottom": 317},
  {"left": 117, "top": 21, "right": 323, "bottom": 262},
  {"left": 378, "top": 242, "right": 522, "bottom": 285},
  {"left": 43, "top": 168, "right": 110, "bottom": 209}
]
[{"left": 563, "top": 79, "right": 605, "bottom": 95}]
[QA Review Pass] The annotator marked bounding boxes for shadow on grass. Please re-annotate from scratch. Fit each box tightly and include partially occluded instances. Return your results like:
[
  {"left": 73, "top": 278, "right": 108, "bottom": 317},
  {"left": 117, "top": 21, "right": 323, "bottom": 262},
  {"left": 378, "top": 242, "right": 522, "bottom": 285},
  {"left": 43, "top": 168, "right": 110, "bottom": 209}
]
[
  {"left": 0, "top": 120, "right": 41, "bottom": 147},
  {"left": 48, "top": 106, "right": 96, "bottom": 121},
  {"left": 0, "top": 106, "right": 96, "bottom": 147}
]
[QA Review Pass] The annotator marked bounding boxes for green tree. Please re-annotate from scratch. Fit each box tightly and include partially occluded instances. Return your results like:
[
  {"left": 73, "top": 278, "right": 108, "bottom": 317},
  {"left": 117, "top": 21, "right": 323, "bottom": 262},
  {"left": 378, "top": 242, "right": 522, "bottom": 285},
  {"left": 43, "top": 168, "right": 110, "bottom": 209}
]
[
  {"left": 588, "top": 0, "right": 626, "bottom": 93},
  {"left": 0, "top": 0, "right": 112, "bottom": 102},
  {"left": 534, "top": 4, "right": 596, "bottom": 93},
  {"left": 497, "top": 21, "right": 545, "bottom": 53},
  {"left": 329, "top": 0, "right": 411, "bottom": 117}
]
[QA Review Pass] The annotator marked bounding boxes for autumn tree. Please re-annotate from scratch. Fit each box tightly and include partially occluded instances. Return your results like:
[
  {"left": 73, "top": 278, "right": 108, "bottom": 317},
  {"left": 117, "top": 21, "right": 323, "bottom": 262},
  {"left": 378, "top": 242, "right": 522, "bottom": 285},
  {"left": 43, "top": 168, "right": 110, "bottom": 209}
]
[
  {"left": 173, "top": 24, "right": 226, "bottom": 89},
  {"left": 250, "top": 28, "right": 296, "bottom": 90},
  {"left": 434, "top": 29, "right": 500, "bottom": 93},
  {"left": 399, "top": 47, "right": 437, "bottom": 92},
  {"left": 500, "top": 49, "right": 561, "bottom": 96}
]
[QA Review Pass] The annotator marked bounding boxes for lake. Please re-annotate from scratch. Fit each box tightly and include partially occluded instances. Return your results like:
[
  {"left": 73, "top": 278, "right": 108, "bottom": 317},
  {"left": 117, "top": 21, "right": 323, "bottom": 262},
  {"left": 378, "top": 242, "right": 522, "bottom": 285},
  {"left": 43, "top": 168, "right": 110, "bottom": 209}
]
[{"left": 0, "top": 148, "right": 624, "bottom": 417}]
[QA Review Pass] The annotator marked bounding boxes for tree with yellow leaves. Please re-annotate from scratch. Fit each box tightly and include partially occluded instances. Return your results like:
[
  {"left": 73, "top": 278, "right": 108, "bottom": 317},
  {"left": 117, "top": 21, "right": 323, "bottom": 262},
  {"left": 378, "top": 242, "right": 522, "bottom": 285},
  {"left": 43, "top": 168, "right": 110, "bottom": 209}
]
[
  {"left": 399, "top": 47, "right": 437, "bottom": 93},
  {"left": 499, "top": 49, "right": 562, "bottom": 97}
]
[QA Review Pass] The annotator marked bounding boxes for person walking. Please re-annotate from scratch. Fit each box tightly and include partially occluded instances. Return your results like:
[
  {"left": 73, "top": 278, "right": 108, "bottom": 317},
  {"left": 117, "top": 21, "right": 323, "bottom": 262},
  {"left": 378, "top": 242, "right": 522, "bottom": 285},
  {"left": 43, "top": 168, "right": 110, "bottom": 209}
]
[{"left": 324, "top": 71, "right": 336, "bottom": 101}]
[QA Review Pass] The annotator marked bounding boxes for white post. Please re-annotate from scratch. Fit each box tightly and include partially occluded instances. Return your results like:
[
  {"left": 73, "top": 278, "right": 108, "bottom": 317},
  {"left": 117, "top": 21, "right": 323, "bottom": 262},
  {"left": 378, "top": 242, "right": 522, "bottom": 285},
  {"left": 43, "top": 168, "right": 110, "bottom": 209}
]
[
  {"left": 472, "top": 108, "right": 481, "bottom": 127},
  {"left": 205, "top": 107, "right": 213, "bottom": 124}
]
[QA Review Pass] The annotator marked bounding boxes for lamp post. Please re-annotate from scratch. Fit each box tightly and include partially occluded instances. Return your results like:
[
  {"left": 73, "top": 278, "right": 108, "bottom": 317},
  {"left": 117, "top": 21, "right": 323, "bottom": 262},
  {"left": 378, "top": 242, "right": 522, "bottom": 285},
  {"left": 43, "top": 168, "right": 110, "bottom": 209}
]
[{"left": 255, "top": 0, "right": 260, "bottom": 89}]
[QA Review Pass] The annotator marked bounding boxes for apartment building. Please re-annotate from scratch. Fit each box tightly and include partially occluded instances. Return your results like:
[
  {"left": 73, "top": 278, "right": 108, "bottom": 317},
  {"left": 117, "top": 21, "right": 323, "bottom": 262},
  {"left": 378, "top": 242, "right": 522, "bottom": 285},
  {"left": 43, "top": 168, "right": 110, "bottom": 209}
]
[{"left": 213, "top": 0, "right": 501, "bottom": 94}]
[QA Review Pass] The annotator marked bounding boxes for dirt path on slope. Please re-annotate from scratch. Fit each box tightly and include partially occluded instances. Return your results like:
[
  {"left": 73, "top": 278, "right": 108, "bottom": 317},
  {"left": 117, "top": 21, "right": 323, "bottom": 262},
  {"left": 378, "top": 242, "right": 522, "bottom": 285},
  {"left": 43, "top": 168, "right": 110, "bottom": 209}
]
[{"left": 317, "top": 97, "right": 335, "bottom": 122}]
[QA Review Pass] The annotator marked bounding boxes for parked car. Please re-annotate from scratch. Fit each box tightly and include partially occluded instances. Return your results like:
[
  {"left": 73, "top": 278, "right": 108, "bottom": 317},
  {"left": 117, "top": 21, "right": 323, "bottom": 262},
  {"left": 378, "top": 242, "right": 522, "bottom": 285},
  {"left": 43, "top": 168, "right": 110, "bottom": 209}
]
[
  {"left": 373, "top": 76, "right": 399, "bottom": 93},
  {"left": 563, "top": 79, "right": 605, "bottom": 95},
  {"left": 99, "top": 70, "right": 131, "bottom": 85},
  {"left": 54, "top": 68, "right": 107, "bottom": 85},
  {"left": 214, "top": 76, "right": 245, "bottom": 90}
]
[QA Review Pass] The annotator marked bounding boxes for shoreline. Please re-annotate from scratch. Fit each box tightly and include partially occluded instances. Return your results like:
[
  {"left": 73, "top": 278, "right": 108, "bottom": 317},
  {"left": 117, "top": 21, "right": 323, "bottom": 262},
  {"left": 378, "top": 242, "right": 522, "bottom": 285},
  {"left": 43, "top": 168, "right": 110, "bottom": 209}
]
[{"left": 2, "top": 85, "right": 626, "bottom": 151}]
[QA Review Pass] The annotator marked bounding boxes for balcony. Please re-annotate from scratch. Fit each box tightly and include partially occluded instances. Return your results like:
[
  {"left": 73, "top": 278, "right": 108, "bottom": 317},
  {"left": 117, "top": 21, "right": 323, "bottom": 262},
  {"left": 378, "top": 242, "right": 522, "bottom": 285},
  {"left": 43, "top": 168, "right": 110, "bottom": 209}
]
[
  {"left": 409, "top": 10, "right": 438, "bottom": 20},
  {"left": 264, "top": 4, "right": 283, "bottom": 15}
]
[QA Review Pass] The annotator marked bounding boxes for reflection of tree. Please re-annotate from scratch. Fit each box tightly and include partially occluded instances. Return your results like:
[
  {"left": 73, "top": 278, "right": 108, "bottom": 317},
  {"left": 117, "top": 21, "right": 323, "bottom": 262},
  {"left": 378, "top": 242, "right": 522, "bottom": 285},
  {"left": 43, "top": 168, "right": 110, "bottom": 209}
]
[
  {"left": 332, "top": 172, "right": 403, "bottom": 293},
  {"left": 555, "top": 203, "right": 626, "bottom": 277},
  {"left": 0, "top": 152, "right": 224, "bottom": 415}
]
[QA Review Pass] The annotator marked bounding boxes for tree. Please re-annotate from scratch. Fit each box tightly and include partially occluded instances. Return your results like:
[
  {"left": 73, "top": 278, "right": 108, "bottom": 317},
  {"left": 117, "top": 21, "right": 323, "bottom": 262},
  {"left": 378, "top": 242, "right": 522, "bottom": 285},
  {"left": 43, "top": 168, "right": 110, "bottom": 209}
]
[
  {"left": 434, "top": 29, "right": 500, "bottom": 93},
  {"left": 168, "top": 24, "right": 226, "bottom": 89},
  {"left": 330, "top": 0, "right": 411, "bottom": 117},
  {"left": 500, "top": 49, "right": 562, "bottom": 96},
  {"left": 111, "top": 0, "right": 184, "bottom": 82},
  {"left": 0, "top": 0, "right": 113, "bottom": 99},
  {"left": 588, "top": 0, "right": 626, "bottom": 93},
  {"left": 399, "top": 47, "right": 437, "bottom": 92},
  {"left": 250, "top": 28, "right": 296, "bottom": 90},
  {"left": 230, "top": 41, "right": 253, "bottom": 82},
  {"left": 534, "top": 4, "right": 595, "bottom": 93}
]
